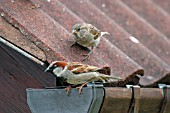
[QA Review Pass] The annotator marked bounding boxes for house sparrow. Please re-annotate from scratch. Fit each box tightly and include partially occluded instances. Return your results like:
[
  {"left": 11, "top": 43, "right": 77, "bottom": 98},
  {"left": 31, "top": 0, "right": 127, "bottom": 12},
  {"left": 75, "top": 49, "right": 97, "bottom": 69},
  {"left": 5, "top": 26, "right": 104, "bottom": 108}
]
[
  {"left": 45, "top": 61, "right": 122, "bottom": 94},
  {"left": 72, "top": 23, "right": 110, "bottom": 60}
]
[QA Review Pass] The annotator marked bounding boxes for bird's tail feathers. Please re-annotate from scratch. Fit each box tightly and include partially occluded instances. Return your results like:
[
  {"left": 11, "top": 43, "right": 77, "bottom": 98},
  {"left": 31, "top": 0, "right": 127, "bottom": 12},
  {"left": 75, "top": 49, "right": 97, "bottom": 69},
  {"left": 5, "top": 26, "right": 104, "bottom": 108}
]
[
  {"left": 101, "top": 32, "right": 110, "bottom": 37},
  {"left": 98, "top": 74, "right": 122, "bottom": 83},
  {"left": 96, "top": 66, "right": 111, "bottom": 75}
]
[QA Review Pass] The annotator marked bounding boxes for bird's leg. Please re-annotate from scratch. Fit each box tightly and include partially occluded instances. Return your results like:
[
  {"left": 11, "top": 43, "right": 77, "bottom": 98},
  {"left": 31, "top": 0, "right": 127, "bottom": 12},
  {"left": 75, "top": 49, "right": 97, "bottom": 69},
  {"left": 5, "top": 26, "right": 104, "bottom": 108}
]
[
  {"left": 29, "top": 0, "right": 40, "bottom": 9},
  {"left": 98, "top": 76, "right": 106, "bottom": 83},
  {"left": 76, "top": 83, "right": 87, "bottom": 94},
  {"left": 31, "top": 3, "right": 40, "bottom": 9},
  {"left": 70, "top": 42, "right": 77, "bottom": 47},
  {"left": 64, "top": 86, "right": 72, "bottom": 95},
  {"left": 55, "top": 77, "right": 57, "bottom": 87},
  {"left": 82, "top": 46, "right": 94, "bottom": 60}
]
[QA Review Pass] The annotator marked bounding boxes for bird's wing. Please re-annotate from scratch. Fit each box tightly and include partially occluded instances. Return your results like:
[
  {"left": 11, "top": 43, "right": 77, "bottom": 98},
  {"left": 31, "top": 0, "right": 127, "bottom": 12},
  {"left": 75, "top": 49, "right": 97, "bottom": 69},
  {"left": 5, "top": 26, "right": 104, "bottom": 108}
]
[
  {"left": 89, "top": 25, "right": 101, "bottom": 40},
  {"left": 68, "top": 62, "right": 111, "bottom": 75},
  {"left": 55, "top": 61, "right": 110, "bottom": 75},
  {"left": 67, "top": 62, "right": 100, "bottom": 74}
]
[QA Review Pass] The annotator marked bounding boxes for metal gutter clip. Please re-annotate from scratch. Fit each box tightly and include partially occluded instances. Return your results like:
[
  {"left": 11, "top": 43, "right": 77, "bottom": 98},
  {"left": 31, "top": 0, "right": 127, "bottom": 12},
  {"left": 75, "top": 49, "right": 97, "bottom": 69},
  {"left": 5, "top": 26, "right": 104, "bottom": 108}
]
[
  {"left": 158, "top": 84, "right": 170, "bottom": 113},
  {"left": 126, "top": 85, "right": 140, "bottom": 113}
]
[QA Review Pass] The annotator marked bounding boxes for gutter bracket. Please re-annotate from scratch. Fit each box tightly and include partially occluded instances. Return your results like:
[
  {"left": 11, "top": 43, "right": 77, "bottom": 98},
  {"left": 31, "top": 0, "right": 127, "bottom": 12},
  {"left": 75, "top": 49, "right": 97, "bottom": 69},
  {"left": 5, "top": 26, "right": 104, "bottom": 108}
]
[
  {"left": 159, "top": 84, "right": 170, "bottom": 113},
  {"left": 126, "top": 85, "right": 140, "bottom": 113}
]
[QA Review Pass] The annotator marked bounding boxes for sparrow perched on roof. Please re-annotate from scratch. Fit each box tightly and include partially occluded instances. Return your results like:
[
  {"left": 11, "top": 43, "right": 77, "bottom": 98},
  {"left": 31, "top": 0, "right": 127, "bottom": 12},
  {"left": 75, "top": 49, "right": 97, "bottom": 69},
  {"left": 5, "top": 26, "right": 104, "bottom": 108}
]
[
  {"left": 45, "top": 61, "right": 122, "bottom": 94},
  {"left": 72, "top": 23, "right": 110, "bottom": 60}
]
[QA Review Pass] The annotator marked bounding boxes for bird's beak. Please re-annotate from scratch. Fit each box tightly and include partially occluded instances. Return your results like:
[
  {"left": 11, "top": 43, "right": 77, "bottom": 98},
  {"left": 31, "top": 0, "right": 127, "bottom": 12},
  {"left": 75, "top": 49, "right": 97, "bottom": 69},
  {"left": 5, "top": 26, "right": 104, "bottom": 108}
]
[
  {"left": 72, "top": 29, "right": 77, "bottom": 34},
  {"left": 44, "top": 67, "right": 50, "bottom": 72},
  {"left": 72, "top": 29, "right": 76, "bottom": 33}
]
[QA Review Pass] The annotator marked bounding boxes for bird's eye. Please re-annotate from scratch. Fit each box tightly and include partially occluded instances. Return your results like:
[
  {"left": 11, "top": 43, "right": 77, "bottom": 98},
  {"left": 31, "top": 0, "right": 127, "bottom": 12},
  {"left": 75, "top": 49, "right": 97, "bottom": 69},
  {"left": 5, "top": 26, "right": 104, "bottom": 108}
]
[{"left": 77, "top": 28, "right": 80, "bottom": 31}]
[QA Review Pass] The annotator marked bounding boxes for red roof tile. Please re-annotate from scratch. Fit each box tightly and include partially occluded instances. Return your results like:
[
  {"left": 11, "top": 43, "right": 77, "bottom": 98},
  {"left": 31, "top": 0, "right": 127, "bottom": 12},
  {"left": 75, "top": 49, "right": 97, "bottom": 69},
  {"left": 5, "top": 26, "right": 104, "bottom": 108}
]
[
  {"left": 1, "top": 0, "right": 170, "bottom": 86},
  {"left": 0, "top": 0, "right": 170, "bottom": 85},
  {"left": 58, "top": 0, "right": 170, "bottom": 85},
  {"left": 0, "top": 17, "right": 46, "bottom": 61},
  {"left": 91, "top": 0, "right": 170, "bottom": 65},
  {"left": 0, "top": 0, "right": 144, "bottom": 85}
]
